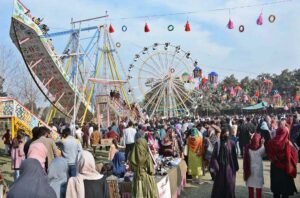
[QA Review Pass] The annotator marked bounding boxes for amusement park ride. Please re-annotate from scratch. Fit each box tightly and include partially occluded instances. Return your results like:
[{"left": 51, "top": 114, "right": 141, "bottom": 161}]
[
  {"left": 127, "top": 43, "right": 202, "bottom": 118},
  {"left": 7, "top": 0, "right": 221, "bottom": 135},
  {"left": 9, "top": 0, "right": 140, "bottom": 130}
]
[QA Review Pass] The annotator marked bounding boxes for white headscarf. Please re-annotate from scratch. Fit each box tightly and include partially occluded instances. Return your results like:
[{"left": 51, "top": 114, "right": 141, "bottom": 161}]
[{"left": 66, "top": 151, "right": 103, "bottom": 198}]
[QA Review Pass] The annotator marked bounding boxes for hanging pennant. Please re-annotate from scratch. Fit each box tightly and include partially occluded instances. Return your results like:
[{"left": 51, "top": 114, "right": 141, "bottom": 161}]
[
  {"left": 185, "top": 21, "right": 191, "bottom": 32},
  {"left": 144, "top": 23, "right": 150, "bottom": 32},
  {"left": 227, "top": 19, "right": 234, "bottom": 29},
  {"left": 109, "top": 24, "right": 115, "bottom": 33},
  {"left": 256, "top": 13, "right": 263, "bottom": 25}
]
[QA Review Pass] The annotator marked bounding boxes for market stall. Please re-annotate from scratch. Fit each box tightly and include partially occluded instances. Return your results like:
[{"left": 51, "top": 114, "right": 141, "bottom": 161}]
[{"left": 118, "top": 159, "right": 187, "bottom": 198}]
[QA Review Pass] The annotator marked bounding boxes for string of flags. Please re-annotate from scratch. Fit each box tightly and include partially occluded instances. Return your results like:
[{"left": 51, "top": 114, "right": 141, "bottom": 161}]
[
  {"left": 102, "top": 0, "right": 291, "bottom": 34},
  {"left": 227, "top": 13, "right": 276, "bottom": 32},
  {"left": 108, "top": 12, "right": 277, "bottom": 33},
  {"left": 110, "top": 13, "right": 276, "bottom": 33}
]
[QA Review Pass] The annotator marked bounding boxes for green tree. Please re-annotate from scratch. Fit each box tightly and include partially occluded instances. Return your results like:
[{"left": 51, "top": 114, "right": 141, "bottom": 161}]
[{"left": 222, "top": 74, "right": 239, "bottom": 88}]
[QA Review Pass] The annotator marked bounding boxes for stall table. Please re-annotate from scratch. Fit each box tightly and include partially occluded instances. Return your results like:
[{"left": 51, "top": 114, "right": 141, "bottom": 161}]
[{"left": 118, "top": 160, "right": 187, "bottom": 198}]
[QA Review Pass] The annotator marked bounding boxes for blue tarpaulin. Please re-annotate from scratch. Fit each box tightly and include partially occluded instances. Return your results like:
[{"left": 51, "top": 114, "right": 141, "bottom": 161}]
[{"left": 243, "top": 101, "right": 268, "bottom": 110}]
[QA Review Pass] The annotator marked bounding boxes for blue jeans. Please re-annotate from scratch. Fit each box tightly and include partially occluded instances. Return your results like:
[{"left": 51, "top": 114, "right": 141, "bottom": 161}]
[{"left": 68, "top": 165, "right": 77, "bottom": 177}]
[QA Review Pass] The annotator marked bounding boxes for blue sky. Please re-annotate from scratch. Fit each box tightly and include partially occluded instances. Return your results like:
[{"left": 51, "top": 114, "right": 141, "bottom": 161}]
[{"left": 1, "top": 0, "right": 300, "bottom": 82}]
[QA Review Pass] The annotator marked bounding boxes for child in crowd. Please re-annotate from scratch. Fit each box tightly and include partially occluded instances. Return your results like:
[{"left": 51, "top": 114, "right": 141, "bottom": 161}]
[{"left": 243, "top": 133, "right": 265, "bottom": 198}]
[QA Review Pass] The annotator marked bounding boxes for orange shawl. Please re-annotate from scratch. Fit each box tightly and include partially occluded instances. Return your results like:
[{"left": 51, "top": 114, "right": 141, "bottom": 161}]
[{"left": 188, "top": 136, "right": 204, "bottom": 155}]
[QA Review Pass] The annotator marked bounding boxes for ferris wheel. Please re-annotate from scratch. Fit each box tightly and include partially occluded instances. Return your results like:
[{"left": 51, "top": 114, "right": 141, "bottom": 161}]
[{"left": 127, "top": 43, "right": 199, "bottom": 118}]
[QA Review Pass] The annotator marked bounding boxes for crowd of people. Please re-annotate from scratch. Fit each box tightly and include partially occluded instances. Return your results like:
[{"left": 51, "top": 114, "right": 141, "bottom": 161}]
[{"left": 0, "top": 111, "right": 299, "bottom": 198}]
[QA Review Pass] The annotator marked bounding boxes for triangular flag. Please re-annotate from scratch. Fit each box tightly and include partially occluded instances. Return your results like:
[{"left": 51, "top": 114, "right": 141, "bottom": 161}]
[
  {"left": 185, "top": 21, "right": 191, "bottom": 32},
  {"left": 144, "top": 23, "right": 150, "bottom": 32},
  {"left": 109, "top": 24, "right": 115, "bottom": 33},
  {"left": 256, "top": 13, "right": 263, "bottom": 25},
  {"left": 227, "top": 19, "right": 234, "bottom": 29}
]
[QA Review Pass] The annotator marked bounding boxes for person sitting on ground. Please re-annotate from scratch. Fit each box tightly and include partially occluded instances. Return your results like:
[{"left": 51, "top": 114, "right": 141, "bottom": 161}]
[
  {"left": 48, "top": 157, "right": 68, "bottom": 198},
  {"left": 62, "top": 127, "right": 82, "bottom": 177},
  {"left": 112, "top": 152, "right": 126, "bottom": 178},
  {"left": 66, "top": 151, "right": 108, "bottom": 198},
  {"left": 7, "top": 158, "right": 56, "bottom": 198}
]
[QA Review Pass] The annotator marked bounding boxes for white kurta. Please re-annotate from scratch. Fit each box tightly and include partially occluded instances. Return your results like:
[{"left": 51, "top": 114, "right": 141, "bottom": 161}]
[{"left": 246, "top": 145, "right": 265, "bottom": 188}]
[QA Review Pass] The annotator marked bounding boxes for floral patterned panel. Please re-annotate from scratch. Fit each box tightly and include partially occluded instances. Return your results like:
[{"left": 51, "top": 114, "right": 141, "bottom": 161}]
[{"left": 0, "top": 100, "right": 14, "bottom": 116}]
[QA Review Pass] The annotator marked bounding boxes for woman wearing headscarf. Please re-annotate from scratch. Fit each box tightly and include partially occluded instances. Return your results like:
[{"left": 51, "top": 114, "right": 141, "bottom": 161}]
[
  {"left": 129, "top": 138, "right": 159, "bottom": 198},
  {"left": 7, "top": 158, "right": 56, "bottom": 198},
  {"left": 66, "top": 150, "right": 108, "bottom": 198},
  {"left": 48, "top": 157, "right": 68, "bottom": 198},
  {"left": 108, "top": 138, "right": 119, "bottom": 161},
  {"left": 161, "top": 127, "right": 181, "bottom": 157},
  {"left": 11, "top": 134, "right": 25, "bottom": 180},
  {"left": 210, "top": 127, "right": 239, "bottom": 198},
  {"left": 112, "top": 152, "right": 126, "bottom": 178},
  {"left": 243, "top": 133, "right": 265, "bottom": 198},
  {"left": 146, "top": 131, "right": 159, "bottom": 156},
  {"left": 187, "top": 127, "right": 204, "bottom": 183},
  {"left": 266, "top": 120, "right": 298, "bottom": 198},
  {"left": 258, "top": 121, "right": 271, "bottom": 143}
]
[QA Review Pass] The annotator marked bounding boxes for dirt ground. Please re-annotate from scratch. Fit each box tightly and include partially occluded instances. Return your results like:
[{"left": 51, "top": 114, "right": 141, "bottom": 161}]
[
  {"left": 1, "top": 140, "right": 300, "bottom": 198},
  {"left": 179, "top": 159, "right": 300, "bottom": 198}
]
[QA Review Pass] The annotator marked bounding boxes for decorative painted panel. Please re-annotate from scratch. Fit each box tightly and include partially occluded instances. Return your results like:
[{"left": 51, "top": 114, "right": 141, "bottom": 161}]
[{"left": 0, "top": 100, "right": 14, "bottom": 116}]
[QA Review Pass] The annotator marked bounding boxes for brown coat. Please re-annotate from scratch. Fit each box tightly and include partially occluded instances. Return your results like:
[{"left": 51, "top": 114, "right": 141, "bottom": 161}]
[{"left": 90, "top": 131, "right": 101, "bottom": 145}]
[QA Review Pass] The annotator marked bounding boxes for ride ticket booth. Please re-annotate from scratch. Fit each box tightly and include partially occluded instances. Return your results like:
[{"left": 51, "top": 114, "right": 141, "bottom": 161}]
[{"left": 0, "top": 98, "right": 50, "bottom": 137}]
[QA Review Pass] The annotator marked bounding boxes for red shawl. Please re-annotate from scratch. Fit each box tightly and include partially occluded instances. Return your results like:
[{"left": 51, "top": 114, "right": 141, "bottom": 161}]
[
  {"left": 266, "top": 126, "right": 298, "bottom": 178},
  {"left": 243, "top": 133, "right": 262, "bottom": 181}
]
